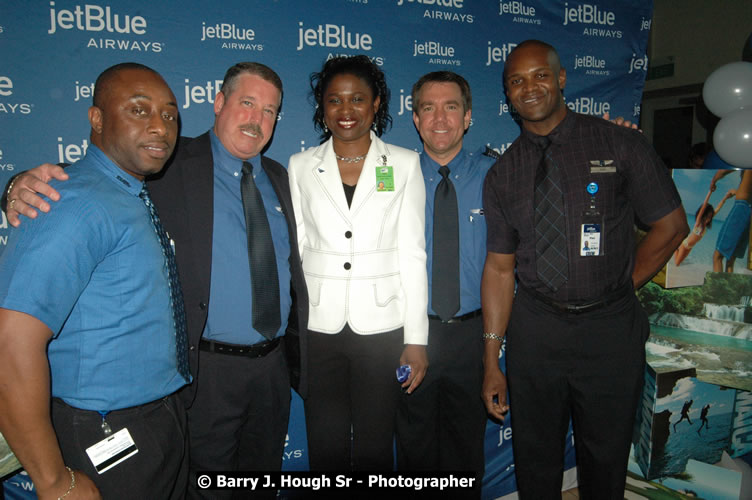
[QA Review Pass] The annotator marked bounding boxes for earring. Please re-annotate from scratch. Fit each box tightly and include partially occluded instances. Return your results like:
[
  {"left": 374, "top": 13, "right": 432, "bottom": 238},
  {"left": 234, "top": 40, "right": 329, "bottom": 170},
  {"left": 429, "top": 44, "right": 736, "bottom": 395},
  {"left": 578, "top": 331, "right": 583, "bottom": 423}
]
[
  {"left": 371, "top": 122, "right": 376, "bottom": 131},
  {"left": 323, "top": 124, "right": 329, "bottom": 133}
]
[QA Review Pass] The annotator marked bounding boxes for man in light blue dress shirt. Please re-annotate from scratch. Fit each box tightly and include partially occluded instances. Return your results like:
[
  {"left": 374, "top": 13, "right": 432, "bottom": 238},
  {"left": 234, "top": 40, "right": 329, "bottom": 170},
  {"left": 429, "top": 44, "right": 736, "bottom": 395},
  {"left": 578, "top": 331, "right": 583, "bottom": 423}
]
[
  {"left": 395, "top": 72, "right": 494, "bottom": 493},
  {"left": 0, "top": 63, "right": 189, "bottom": 500},
  {"left": 1, "top": 62, "right": 309, "bottom": 499}
]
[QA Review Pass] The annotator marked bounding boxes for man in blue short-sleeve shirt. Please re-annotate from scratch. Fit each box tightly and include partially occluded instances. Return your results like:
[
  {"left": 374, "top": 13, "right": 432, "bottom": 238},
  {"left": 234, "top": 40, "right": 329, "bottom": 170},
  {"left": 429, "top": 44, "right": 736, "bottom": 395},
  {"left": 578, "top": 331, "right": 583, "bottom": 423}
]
[{"left": 0, "top": 63, "right": 189, "bottom": 500}]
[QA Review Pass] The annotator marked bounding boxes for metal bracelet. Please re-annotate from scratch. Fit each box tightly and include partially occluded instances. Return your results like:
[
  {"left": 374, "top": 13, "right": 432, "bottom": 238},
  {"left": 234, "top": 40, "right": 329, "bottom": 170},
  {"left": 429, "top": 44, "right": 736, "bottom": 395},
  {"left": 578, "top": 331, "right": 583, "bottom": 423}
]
[
  {"left": 483, "top": 332, "right": 504, "bottom": 342},
  {"left": 58, "top": 466, "right": 76, "bottom": 500}
]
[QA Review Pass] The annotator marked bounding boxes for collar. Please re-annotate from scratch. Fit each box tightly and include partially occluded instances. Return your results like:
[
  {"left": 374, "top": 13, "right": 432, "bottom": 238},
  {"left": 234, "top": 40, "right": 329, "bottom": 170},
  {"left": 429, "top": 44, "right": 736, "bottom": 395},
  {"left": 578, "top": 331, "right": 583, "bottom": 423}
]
[
  {"left": 85, "top": 145, "right": 144, "bottom": 196},
  {"left": 209, "top": 128, "right": 259, "bottom": 175},
  {"left": 521, "top": 109, "right": 575, "bottom": 150},
  {"left": 421, "top": 147, "right": 468, "bottom": 174}
]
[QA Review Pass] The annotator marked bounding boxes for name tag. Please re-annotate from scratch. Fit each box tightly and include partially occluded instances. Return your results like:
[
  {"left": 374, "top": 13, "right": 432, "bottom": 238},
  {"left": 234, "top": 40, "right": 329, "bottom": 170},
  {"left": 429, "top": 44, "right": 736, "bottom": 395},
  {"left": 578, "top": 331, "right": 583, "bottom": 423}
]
[
  {"left": 86, "top": 427, "right": 139, "bottom": 474},
  {"left": 376, "top": 166, "right": 394, "bottom": 192},
  {"left": 581, "top": 223, "right": 601, "bottom": 256},
  {"left": 590, "top": 160, "right": 616, "bottom": 173}
]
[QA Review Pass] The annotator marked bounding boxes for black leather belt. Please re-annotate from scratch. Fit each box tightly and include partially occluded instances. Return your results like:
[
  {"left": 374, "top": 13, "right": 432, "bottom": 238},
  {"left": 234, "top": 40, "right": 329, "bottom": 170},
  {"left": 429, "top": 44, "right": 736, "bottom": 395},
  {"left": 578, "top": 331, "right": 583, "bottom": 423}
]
[
  {"left": 199, "top": 337, "right": 280, "bottom": 358},
  {"left": 428, "top": 309, "right": 482, "bottom": 323},
  {"left": 520, "top": 283, "right": 631, "bottom": 315}
]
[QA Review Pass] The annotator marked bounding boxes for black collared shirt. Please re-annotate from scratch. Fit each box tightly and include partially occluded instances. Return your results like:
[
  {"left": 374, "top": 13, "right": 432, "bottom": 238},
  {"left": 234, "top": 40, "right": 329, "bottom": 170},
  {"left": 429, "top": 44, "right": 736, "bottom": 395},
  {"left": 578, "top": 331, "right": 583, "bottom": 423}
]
[{"left": 484, "top": 110, "right": 681, "bottom": 303}]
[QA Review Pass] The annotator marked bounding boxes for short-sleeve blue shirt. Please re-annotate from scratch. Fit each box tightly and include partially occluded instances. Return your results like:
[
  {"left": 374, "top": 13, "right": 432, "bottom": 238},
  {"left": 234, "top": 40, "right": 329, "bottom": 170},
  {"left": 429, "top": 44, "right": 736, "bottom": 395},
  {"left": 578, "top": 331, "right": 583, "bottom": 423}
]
[
  {"left": 0, "top": 146, "right": 188, "bottom": 411},
  {"left": 421, "top": 148, "right": 495, "bottom": 315}
]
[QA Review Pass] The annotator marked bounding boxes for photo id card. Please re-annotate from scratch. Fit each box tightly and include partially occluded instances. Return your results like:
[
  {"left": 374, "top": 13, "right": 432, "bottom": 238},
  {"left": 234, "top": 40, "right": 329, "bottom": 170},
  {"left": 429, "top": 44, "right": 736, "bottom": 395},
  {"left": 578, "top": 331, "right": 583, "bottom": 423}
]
[
  {"left": 375, "top": 166, "right": 394, "bottom": 192},
  {"left": 580, "top": 223, "right": 601, "bottom": 256},
  {"left": 86, "top": 427, "right": 139, "bottom": 474}
]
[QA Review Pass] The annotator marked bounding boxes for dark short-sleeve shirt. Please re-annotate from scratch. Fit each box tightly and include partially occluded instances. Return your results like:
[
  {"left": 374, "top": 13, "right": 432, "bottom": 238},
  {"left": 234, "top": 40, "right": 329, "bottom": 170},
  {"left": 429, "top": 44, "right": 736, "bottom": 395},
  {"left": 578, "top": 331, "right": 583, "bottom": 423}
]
[{"left": 484, "top": 110, "right": 681, "bottom": 303}]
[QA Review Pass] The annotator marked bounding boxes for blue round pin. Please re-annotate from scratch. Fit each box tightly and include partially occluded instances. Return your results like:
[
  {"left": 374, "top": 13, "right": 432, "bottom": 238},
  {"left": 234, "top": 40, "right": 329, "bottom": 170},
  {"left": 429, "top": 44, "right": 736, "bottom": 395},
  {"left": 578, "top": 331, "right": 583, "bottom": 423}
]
[{"left": 587, "top": 182, "right": 599, "bottom": 195}]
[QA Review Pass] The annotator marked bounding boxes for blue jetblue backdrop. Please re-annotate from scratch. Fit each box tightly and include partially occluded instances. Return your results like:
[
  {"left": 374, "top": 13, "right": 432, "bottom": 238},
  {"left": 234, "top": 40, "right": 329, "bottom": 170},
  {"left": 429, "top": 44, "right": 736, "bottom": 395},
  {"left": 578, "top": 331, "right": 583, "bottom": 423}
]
[{"left": 0, "top": 1, "right": 651, "bottom": 498}]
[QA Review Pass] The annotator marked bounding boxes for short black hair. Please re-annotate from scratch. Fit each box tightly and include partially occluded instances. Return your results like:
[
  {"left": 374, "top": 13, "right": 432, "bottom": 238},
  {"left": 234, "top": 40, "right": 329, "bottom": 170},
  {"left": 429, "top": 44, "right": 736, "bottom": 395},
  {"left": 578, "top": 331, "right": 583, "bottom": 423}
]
[{"left": 93, "top": 62, "right": 161, "bottom": 108}]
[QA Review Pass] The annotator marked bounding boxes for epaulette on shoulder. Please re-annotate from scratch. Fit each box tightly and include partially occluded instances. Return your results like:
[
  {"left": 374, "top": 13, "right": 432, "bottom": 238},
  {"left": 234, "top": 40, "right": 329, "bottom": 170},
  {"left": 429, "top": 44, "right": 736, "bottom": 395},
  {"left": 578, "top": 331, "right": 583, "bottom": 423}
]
[{"left": 482, "top": 146, "right": 501, "bottom": 160}]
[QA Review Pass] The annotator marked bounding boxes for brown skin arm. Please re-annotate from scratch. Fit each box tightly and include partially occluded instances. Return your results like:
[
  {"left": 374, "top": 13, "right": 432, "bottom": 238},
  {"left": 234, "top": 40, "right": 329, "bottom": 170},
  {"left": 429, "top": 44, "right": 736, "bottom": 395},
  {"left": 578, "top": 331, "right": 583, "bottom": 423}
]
[
  {"left": 633, "top": 206, "right": 689, "bottom": 288},
  {"left": 0, "top": 309, "right": 101, "bottom": 500},
  {"left": 3, "top": 164, "right": 68, "bottom": 227},
  {"left": 480, "top": 251, "right": 516, "bottom": 420},
  {"left": 400, "top": 344, "right": 428, "bottom": 394}
]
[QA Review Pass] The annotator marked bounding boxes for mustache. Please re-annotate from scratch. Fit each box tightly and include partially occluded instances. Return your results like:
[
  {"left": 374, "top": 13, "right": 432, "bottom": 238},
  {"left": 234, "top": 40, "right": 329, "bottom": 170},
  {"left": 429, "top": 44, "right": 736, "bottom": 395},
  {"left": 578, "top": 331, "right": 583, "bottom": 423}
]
[{"left": 240, "top": 123, "right": 263, "bottom": 138}]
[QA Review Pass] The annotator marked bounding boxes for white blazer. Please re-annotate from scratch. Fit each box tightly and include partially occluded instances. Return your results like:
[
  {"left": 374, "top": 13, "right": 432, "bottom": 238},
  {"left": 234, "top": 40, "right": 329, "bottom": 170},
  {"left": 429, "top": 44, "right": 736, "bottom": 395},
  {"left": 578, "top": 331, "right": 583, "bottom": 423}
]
[{"left": 288, "top": 132, "right": 428, "bottom": 345}]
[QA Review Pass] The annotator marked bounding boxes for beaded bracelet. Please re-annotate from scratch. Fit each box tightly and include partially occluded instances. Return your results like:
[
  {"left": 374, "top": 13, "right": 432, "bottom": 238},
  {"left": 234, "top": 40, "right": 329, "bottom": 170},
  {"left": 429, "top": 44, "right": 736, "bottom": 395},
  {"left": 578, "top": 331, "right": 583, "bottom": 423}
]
[
  {"left": 483, "top": 332, "right": 504, "bottom": 342},
  {"left": 58, "top": 466, "right": 76, "bottom": 500}
]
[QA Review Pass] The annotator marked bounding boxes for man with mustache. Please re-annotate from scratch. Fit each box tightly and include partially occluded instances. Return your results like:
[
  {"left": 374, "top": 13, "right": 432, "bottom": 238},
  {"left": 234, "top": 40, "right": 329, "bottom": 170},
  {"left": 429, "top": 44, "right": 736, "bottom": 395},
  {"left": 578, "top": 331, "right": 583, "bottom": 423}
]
[
  {"left": 3, "top": 62, "right": 308, "bottom": 499},
  {"left": 0, "top": 63, "right": 189, "bottom": 499}
]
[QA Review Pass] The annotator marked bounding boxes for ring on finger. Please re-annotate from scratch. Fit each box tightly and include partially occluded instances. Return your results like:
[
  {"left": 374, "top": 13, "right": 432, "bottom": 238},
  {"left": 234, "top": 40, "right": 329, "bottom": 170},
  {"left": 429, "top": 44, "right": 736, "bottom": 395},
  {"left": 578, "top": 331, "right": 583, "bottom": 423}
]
[{"left": 8, "top": 198, "right": 16, "bottom": 209}]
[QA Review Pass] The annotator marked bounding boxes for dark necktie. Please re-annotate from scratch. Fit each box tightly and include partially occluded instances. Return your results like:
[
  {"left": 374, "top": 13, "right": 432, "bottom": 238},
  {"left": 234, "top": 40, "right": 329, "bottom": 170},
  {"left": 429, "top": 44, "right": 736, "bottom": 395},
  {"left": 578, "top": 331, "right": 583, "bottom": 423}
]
[
  {"left": 534, "top": 138, "right": 569, "bottom": 291},
  {"left": 241, "top": 161, "right": 280, "bottom": 340},
  {"left": 139, "top": 186, "right": 190, "bottom": 382},
  {"left": 432, "top": 165, "right": 460, "bottom": 321}
]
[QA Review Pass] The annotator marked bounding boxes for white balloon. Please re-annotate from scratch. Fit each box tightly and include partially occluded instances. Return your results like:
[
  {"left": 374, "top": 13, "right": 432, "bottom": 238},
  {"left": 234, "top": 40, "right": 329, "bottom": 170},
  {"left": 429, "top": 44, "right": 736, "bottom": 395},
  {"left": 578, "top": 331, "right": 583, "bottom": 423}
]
[
  {"left": 714, "top": 108, "right": 752, "bottom": 168},
  {"left": 703, "top": 62, "right": 752, "bottom": 117}
]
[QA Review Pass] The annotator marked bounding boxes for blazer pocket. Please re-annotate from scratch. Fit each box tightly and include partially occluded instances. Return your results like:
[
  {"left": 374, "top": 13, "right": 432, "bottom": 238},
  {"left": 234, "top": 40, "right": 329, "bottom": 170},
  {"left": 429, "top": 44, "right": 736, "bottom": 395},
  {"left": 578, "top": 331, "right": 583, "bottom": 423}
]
[
  {"left": 307, "top": 278, "right": 323, "bottom": 307},
  {"left": 372, "top": 275, "right": 403, "bottom": 307}
]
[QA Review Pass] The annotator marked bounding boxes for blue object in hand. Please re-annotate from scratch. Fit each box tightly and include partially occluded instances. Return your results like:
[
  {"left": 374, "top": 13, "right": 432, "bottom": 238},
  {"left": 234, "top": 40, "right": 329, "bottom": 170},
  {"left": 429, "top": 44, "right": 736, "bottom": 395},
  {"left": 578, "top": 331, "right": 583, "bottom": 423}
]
[{"left": 396, "top": 364, "right": 412, "bottom": 383}]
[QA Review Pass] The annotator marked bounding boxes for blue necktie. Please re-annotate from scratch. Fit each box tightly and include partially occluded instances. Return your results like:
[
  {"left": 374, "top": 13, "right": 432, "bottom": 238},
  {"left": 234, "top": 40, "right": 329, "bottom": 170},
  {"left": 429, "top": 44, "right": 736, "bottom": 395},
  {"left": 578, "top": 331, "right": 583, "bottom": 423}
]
[
  {"left": 139, "top": 186, "right": 190, "bottom": 381},
  {"left": 241, "top": 161, "right": 280, "bottom": 340}
]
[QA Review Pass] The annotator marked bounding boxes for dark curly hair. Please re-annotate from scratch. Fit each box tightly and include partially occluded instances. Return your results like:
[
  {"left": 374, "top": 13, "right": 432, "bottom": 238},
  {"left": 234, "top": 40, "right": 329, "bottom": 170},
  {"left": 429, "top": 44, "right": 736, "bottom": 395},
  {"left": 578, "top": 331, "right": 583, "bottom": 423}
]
[{"left": 310, "top": 55, "right": 391, "bottom": 141}]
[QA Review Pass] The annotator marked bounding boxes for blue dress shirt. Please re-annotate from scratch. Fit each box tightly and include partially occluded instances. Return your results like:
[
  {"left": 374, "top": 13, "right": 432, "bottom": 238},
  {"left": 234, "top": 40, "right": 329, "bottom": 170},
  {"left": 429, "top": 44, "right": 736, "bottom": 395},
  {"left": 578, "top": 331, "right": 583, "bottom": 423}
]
[
  {"left": 203, "top": 130, "right": 291, "bottom": 345},
  {"left": 0, "top": 146, "right": 188, "bottom": 411},
  {"left": 421, "top": 148, "right": 495, "bottom": 316}
]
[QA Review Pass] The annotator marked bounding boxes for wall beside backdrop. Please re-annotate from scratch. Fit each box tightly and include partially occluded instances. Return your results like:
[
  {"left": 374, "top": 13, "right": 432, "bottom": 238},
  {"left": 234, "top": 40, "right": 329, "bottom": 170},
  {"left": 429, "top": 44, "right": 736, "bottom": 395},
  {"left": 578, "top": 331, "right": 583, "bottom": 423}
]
[{"left": 0, "top": 1, "right": 653, "bottom": 498}]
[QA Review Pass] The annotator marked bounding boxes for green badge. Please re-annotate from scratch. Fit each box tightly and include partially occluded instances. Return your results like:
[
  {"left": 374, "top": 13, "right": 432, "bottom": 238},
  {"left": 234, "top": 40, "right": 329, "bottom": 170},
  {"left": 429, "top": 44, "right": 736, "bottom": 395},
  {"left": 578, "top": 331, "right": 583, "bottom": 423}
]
[{"left": 375, "top": 166, "right": 394, "bottom": 192}]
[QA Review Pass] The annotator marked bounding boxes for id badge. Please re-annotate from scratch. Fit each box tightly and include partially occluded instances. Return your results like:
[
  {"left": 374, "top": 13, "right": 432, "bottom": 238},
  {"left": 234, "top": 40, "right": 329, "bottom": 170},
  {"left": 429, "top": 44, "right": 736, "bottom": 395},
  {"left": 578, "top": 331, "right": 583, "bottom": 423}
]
[
  {"left": 86, "top": 427, "right": 139, "bottom": 474},
  {"left": 375, "top": 166, "right": 394, "bottom": 192},
  {"left": 580, "top": 223, "right": 601, "bottom": 256}
]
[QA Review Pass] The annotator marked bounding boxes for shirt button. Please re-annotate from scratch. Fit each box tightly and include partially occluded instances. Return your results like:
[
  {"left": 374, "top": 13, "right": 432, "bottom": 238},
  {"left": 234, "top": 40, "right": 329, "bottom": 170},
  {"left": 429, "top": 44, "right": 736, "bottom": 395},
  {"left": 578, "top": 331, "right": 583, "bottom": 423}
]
[
  {"left": 344, "top": 262, "right": 351, "bottom": 270},
  {"left": 345, "top": 231, "right": 352, "bottom": 238},
  {"left": 199, "top": 302, "right": 207, "bottom": 310},
  {"left": 189, "top": 345, "right": 195, "bottom": 351}
]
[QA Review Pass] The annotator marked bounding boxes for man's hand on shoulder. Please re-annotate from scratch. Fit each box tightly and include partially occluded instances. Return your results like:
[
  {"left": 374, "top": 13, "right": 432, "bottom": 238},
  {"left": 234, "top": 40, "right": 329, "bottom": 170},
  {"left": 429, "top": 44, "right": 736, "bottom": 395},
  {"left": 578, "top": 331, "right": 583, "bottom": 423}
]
[
  {"left": 4, "top": 164, "right": 68, "bottom": 227},
  {"left": 602, "top": 112, "right": 640, "bottom": 132}
]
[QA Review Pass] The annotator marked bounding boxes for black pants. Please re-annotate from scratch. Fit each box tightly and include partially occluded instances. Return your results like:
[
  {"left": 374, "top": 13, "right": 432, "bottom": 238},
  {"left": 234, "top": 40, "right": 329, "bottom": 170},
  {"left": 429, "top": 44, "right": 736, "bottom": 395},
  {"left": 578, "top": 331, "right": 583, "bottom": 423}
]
[
  {"left": 186, "top": 341, "right": 290, "bottom": 499},
  {"left": 304, "top": 325, "right": 403, "bottom": 471},
  {"left": 395, "top": 315, "right": 486, "bottom": 494},
  {"left": 506, "top": 287, "right": 648, "bottom": 500},
  {"left": 51, "top": 392, "right": 188, "bottom": 500}
]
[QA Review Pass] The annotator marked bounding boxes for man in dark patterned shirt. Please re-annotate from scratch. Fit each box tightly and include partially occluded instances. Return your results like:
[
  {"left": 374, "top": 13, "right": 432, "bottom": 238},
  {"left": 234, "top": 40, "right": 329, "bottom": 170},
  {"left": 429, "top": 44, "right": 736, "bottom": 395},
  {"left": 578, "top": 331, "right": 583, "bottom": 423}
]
[{"left": 480, "top": 40, "right": 688, "bottom": 499}]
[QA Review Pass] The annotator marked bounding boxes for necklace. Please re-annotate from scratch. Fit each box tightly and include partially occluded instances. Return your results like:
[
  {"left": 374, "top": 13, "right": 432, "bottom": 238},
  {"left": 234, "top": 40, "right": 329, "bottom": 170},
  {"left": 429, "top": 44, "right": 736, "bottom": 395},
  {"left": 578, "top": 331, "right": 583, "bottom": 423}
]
[{"left": 335, "top": 153, "right": 367, "bottom": 163}]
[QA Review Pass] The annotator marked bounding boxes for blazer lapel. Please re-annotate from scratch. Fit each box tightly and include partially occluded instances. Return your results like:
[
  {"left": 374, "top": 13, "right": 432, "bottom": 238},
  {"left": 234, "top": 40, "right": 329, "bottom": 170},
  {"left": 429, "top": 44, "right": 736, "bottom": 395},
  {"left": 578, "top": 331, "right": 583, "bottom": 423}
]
[
  {"left": 310, "top": 139, "right": 352, "bottom": 222},
  {"left": 349, "top": 132, "right": 388, "bottom": 217}
]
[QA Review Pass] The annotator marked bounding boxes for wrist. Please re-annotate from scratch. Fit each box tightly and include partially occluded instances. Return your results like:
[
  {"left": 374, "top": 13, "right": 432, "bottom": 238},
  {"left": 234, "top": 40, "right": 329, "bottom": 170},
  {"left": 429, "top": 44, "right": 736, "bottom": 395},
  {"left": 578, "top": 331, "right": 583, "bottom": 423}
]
[{"left": 58, "top": 467, "right": 76, "bottom": 500}]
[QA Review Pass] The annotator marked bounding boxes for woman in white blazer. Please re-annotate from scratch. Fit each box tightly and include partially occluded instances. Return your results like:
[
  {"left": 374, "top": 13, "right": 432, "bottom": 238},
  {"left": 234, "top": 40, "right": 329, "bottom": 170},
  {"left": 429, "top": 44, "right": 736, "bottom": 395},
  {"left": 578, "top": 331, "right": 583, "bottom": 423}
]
[{"left": 288, "top": 55, "right": 429, "bottom": 470}]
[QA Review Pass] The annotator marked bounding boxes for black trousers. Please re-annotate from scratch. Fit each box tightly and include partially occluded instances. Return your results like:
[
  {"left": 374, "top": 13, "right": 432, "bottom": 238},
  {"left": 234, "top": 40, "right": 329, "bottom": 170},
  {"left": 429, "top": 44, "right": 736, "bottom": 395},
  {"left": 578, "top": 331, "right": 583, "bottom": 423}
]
[
  {"left": 395, "top": 315, "right": 486, "bottom": 491},
  {"left": 506, "top": 287, "right": 648, "bottom": 500},
  {"left": 304, "top": 325, "right": 403, "bottom": 471},
  {"left": 186, "top": 341, "right": 290, "bottom": 499},
  {"left": 51, "top": 392, "right": 188, "bottom": 500}
]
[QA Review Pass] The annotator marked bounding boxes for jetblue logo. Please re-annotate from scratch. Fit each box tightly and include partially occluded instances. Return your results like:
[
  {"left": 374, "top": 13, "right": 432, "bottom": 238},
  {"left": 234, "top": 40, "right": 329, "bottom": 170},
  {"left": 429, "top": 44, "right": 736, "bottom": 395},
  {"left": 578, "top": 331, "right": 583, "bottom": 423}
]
[
  {"left": 182, "top": 78, "right": 223, "bottom": 110},
  {"left": 628, "top": 53, "right": 648, "bottom": 73},
  {"left": 563, "top": 2, "right": 621, "bottom": 38},
  {"left": 48, "top": 2, "right": 147, "bottom": 34},
  {"left": 566, "top": 97, "right": 610, "bottom": 116},
  {"left": 296, "top": 22, "right": 372, "bottom": 51},
  {"left": 0, "top": 76, "right": 33, "bottom": 115},
  {"left": 57, "top": 136, "right": 89, "bottom": 164},
  {"left": 486, "top": 42, "right": 517, "bottom": 66}
]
